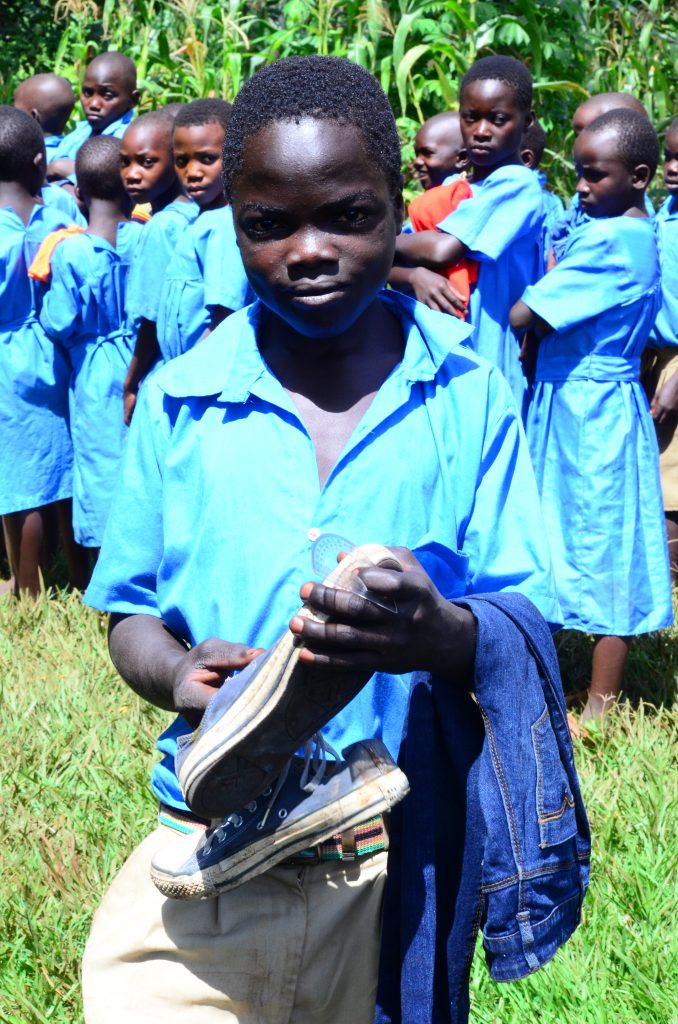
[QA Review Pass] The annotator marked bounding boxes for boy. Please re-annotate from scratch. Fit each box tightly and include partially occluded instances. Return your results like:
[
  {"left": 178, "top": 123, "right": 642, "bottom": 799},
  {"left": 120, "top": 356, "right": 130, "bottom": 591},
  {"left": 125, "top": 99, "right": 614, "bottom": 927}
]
[
  {"left": 394, "top": 56, "right": 545, "bottom": 420},
  {"left": 124, "top": 99, "right": 250, "bottom": 416},
  {"left": 648, "top": 116, "right": 678, "bottom": 582},
  {"left": 81, "top": 57, "right": 583, "bottom": 1024},
  {"left": 411, "top": 110, "right": 468, "bottom": 190},
  {"left": 39, "top": 137, "right": 143, "bottom": 554},
  {"left": 47, "top": 52, "right": 138, "bottom": 181},
  {"left": 510, "top": 109, "right": 672, "bottom": 721},
  {"left": 13, "top": 72, "right": 76, "bottom": 161},
  {"left": 121, "top": 109, "right": 198, "bottom": 420}
]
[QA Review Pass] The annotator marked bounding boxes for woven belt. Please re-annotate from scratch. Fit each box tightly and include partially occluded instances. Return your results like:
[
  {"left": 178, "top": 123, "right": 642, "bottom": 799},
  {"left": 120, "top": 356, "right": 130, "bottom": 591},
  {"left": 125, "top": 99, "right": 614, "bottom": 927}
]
[{"left": 158, "top": 804, "right": 388, "bottom": 864}]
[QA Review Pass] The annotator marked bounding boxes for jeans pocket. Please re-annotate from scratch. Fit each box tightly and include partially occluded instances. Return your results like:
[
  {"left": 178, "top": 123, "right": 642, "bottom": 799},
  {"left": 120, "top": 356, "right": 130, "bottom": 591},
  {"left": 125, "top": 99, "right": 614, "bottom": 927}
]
[{"left": 531, "top": 707, "right": 577, "bottom": 849}]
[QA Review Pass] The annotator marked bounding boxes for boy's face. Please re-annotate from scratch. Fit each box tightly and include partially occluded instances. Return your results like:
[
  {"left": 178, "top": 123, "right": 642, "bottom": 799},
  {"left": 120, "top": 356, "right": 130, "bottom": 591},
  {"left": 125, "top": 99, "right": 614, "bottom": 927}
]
[
  {"left": 459, "top": 80, "right": 529, "bottom": 170},
  {"left": 120, "top": 123, "right": 175, "bottom": 203},
  {"left": 232, "top": 117, "right": 403, "bottom": 340},
  {"left": 664, "top": 126, "right": 678, "bottom": 195},
  {"left": 413, "top": 118, "right": 467, "bottom": 190},
  {"left": 574, "top": 128, "right": 643, "bottom": 217},
  {"left": 81, "top": 65, "right": 136, "bottom": 131},
  {"left": 174, "top": 122, "right": 225, "bottom": 208}
]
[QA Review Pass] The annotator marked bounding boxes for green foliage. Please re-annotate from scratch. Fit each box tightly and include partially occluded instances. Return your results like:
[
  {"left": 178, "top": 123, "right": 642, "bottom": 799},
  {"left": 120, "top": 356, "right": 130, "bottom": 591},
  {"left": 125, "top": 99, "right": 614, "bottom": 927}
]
[
  {"left": 1, "top": 0, "right": 677, "bottom": 198},
  {"left": 0, "top": 588, "right": 676, "bottom": 1022}
]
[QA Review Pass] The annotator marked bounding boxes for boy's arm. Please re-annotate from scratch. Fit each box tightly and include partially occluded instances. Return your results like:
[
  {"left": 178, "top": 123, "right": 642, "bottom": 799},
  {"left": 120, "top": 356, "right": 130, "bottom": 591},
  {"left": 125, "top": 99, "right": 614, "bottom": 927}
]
[
  {"left": 46, "top": 158, "right": 76, "bottom": 181},
  {"left": 651, "top": 369, "right": 678, "bottom": 424},
  {"left": 108, "top": 613, "right": 262, "bottom": 727},
  {"left": 509, "top": 298, "right": 553, "bottom": 336},
  {"left": 123, "top": 318, "right": 161, "bottom": 425},
  {"left": 388, "top": 265, "right": 467, "bottom": 317},
  {"left": 209, "top": 304, "right": 235, "bottom": 331},
  {"left": 395, "top": 229, "right": 468, "bottom": 270}
]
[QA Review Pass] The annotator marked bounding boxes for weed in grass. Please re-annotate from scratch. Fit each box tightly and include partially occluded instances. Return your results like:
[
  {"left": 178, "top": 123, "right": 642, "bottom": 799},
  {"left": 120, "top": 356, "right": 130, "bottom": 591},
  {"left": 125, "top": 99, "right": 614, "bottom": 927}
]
[{"left": 0, "top": 589, "right": 676, "bottom": 1023}]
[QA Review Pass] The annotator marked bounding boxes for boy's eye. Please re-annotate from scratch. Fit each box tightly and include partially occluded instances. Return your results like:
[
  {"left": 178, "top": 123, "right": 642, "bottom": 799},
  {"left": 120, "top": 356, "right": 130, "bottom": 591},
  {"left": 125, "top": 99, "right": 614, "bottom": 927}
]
[
  {"left": 243, "top": 215, "right": 281, "bottom": 236},
  {"left": 175, "top": 156, "right": 187, "bottom": 168},
  {"left": 336, "top": 208, "right": 369, "bottom": 226},
  {"left": 198, "top": 154, "right": 218, "bottom": 165},
  {"left": 143, "top": 158, "right": 157, "bottom": 167}
]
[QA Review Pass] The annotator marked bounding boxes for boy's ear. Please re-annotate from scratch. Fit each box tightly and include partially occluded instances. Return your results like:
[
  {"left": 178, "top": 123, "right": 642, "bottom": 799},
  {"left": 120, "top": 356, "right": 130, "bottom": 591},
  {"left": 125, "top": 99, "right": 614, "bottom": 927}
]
[
  {"left": 393, "top": 175, "right": 405, "bottom": 233},
  {"left": 523, "top": 108, "right": 535, "bottom": 132},
  {"left": 33, "top": 150, "right": 45, "bottom": 181},
  {"left": 130, "top": 89, "right": 140, "bottom": 108},
  {"left": 632, "top": 162, "right": 652, "bottom": 190},
  {"left": 74, "top": 185, "right": 83, "bottom": 204},
  {"left": 520, "top": 146, "right": 536, "bottom": 169}
]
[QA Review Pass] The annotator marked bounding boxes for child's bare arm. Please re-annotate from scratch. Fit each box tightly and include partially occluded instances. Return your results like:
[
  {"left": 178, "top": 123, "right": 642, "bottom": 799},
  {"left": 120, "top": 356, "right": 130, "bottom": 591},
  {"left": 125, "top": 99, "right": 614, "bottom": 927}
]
[
  {"left": 509, "top": 298, "right": 552, "bottom": 336},
  {"left": 395, "top": 229, "right": 468, "bottom": 270},
  {"left": 651, "top": 369, "right": 678, "bottom": 424},
  {"left": 389, "top": 266, "right": 467, "bottom": 318},
  {"left": 108, "top": 613, "right": 263, "bottom": 727},
  {"left": 123, "top": 318, "right": 161, "bottom": 425}
]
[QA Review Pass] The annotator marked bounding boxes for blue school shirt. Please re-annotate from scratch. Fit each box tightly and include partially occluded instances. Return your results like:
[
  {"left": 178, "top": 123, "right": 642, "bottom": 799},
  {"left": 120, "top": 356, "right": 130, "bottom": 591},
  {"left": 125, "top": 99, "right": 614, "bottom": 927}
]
[
  {"left": 44, "top": 134, "right": 63, "bottom": 160},
  {"left": 155, "top": 205, "right": 252, "bottom": 362},
  {"left": 524, "top": 215, "right": 672, "bottom": 635},
  {"left": 50, "top": 109, "right": 135, "bottom": 162},
  {"left": 537, "top": 170, "right": 565, "bottom": 263},
  {"left": 436, "top": 163, "right": 545, "bottom": 420},
  {"left": 125, "top": 199, "right": 198, "bottom": 327},
  {"left": 0, "top": 204, "right": 73, "bottom": 514},
  {"left": 40, "top": 184, "right": 87, "bottom": 227},
  {"left": 85, "top": 289, "right": 559, "bottom": 811},
  {"left": 40, "top": 221, "right": 144, "bottom": 546},
  {"left": 650, "top": 196, "right": 678, "bottom": 348}
]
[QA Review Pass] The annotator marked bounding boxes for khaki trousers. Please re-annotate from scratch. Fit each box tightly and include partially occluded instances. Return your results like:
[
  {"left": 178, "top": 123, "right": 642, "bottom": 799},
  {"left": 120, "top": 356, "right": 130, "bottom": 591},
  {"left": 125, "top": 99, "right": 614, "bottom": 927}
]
[{"left": 83, "top": 824, "right": 387, "bottom": 1024}]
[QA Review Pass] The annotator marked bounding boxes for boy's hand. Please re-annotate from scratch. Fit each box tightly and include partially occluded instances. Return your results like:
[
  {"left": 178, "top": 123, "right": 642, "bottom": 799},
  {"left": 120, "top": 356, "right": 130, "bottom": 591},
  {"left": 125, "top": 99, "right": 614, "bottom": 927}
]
[
  {"left": 408, "top": 267, "right": 467, "bottom": 318},
  {"left": 172, "top": 639, "right": 264, "bottom": 727},
  {"left": 290, "top": 547, "right": 476, "bottom": 682},
  {"left": 123, "top": 383, "right": 137, "bottom": 425},
  {"left": 46, "top": 158, "right": 75, "bottom": 182},
  {"left": 650, "top": 370, "right": 678, "bottom": 424}
]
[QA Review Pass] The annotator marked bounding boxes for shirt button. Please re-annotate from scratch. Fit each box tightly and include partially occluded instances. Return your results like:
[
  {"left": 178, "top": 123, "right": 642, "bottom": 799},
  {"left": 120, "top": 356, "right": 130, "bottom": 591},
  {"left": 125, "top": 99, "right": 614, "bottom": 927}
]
[{"left": 307, "top": 527, "right": 321, "bottom": 542}]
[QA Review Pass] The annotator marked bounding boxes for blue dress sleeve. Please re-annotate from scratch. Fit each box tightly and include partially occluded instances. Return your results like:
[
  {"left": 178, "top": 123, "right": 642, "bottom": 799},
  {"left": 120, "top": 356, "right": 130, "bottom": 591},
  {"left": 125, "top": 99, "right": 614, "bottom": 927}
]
[
  {"left": 521, "top": 221, "right": 646, "bottom": 332},
  {"left": 84, "top": 376, "right": 167, "bottom": 615},
  {"left": 127, "top": 214, "right": 191, "bottom": 324},
  {"left": 40, "top": 244, "right": 84, "bottom": 348},
  {"left": 201, "top": 207, "right": 252, "bottom": 312},
  {"left": 436, "top": 165, "right": 543, "bottom": 261}
]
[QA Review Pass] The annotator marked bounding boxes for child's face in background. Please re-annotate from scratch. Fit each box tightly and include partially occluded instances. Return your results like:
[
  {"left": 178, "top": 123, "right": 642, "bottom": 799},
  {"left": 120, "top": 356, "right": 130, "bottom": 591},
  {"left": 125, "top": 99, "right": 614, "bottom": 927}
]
[
  {"left": 232, "top": 117, "right": 402, "bottom": 340},
  {"left": 81, "top": 66, "right": 135, "bottom": 131},
  {"left": 174, "top": 122, "right": 225, "bottom": 209},
  {"left": 664, "top": 126, "right": 678, "bottom": 196},
  {"left": 574, "top": 128, "right": 641, "bottom": 217},
  {"left": 459, "top": 80, "right": 529, "bottom": 172},
  {"left": 120, "top": 123, "right": 175, "bottom": 203},
  {"left": 412, "top": 118, "right": 467, "bottom": 190}
]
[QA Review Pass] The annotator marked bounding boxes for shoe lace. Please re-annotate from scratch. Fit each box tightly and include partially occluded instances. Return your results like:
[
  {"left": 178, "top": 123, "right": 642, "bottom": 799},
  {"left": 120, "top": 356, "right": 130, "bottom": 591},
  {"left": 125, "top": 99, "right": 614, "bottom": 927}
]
[{"left": 258, "top": 731, "right": 341, "bottom": 829}]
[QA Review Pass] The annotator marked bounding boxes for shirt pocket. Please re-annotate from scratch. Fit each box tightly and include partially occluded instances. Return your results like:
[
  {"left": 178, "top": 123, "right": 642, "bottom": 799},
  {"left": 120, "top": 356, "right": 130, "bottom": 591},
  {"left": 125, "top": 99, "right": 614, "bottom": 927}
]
[{"left": 530, "top": 706, "right": 577, "bottom": 849}]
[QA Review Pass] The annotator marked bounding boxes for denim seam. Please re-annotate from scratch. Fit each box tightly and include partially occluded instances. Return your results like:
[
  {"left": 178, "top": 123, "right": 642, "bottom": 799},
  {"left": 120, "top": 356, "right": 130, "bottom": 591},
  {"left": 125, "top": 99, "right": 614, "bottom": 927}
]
[
  {"left": 463, "top": 889, "right": 487, "bottom": 978},
  {"left": 480, "top": 857, "right": 584, "bottom": 892},
  {"left": 483, "top": 892, "right": 583, "bottom": 944}
]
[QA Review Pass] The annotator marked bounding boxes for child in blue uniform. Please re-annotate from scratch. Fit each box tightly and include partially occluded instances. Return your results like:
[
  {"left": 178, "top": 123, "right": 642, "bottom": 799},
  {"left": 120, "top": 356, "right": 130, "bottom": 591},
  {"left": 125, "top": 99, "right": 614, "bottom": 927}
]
[
  {"left": 121, "top": 109, "right": 198, "bottom": 422},
  {"left": 47, "top": 52, "right": 138, "bottom": 182},
  {"left": 0, "top": 107, "right": 83, "bottom": 597},
  {"left": 153, "top": 99, "right": 251, "bottom": 363},
  {"left": 13, "top": 73, "right": 76, "bottom": 161},
  {"left": 510, "top": 108, "right": 673, "bottom": 720},
  {"left": 647, "top": 117, "right": 678, "bottom": 582},
  {"left": 395, "top": 56, "right": 545, "bottom": 421},
  {"left": 39, "top": 137, "right": 144, "bottom": 553},
  {"left": 520, "top": 118, "right": 564, "bottom": 264}
]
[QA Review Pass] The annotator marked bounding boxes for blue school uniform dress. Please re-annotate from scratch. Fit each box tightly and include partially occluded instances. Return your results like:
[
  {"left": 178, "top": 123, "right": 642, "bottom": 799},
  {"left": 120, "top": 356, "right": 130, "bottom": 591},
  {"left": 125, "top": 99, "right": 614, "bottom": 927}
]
[
  {"left": 0, "top": 204, "right": 73, "bottom": 514},
  {"left": 44, "top": 134, "right": 63, "bottom": 161},
  {"left": 40, "top": 184, "right": 87, "bottom": 226},
  {"left": 85, "top": 289, "right": 559, "bottom": 813},
  {"left": 651, "top": 196, "right": 678, "bottom": 348},
  {"left": 537, "top": 171, "right": 565, "bottom": 262},
  {"left": 50, "top": 109, "right": 134, "bottom": 162},
  {"left": 524, "top": 215, "right": 672, "bottom": 635},
  {"left": 436, "top": 164, "right": 545, "bottom": 420},
  {"left": 155, "top": 205, "right": 252, "bottom": 362},
  {"left": 40, "top": 221, "right": 144, "bottom": 547},
  {"left": 125, "top": 199, "right": 198, "bottom": 329}
]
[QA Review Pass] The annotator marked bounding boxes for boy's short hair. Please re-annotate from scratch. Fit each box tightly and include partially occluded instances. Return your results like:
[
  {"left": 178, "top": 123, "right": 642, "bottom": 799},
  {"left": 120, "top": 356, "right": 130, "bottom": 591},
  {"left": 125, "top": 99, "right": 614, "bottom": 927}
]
[
  {"left": 76, "top": 135, "right": 126, "bottom": 200},
  {"left": 521, "top": 119, "right": 547, "bottom": 165},
  {"left": 460, "top": 56, "right": 532, "bottom": 112},
  {"left": 222, "top": 56, "right": 402, "bottom": 201},
  {"left": 585, "top": 108, "right": 659, "bottom": 177},
  {"left": 0, "top": 105, "right": 45, "bottom": 182},
  {"left": 13, "top": 73, "right": 76, "bottom": 134},
  {"left": 127, "top": 109, "right": 175, "bottom": 141},
  {"left": 174, "top": 98, "right": 233, "bottom": 134},
  {"left": 86, "top": 52, "right": 137, "bottom": 93}
]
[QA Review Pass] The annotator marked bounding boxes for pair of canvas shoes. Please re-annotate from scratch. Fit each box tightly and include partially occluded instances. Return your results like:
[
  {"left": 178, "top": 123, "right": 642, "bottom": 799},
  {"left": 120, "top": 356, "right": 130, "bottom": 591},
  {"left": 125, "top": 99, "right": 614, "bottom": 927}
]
[{"left": 151, "top": 544, "right": 410, "bottom": 900}]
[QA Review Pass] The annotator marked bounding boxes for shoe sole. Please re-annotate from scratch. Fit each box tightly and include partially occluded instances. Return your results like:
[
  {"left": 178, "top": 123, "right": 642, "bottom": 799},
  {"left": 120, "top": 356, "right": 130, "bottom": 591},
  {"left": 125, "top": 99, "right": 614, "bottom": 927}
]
[
  {"left": 151, "top": 760, "right": 409, "bottom": 900},
  {"left": 179, "top": 544, "right": 403, "bottom": 819}
]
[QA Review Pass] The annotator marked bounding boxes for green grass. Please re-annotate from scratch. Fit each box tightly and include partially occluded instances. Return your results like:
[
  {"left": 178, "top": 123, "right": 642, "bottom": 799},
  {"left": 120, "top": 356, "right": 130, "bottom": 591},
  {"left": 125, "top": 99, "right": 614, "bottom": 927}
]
[{"left": 0, "top": 589, "right": 676, "bottom": 1023}]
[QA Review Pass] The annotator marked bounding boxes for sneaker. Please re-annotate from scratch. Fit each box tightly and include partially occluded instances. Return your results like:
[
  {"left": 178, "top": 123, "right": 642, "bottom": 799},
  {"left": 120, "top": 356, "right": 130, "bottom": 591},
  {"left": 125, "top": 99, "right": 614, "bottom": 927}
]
[
  {"left": 151, "top": 738, "right": 409, "bottom": 900},
  {"left": 176, "top": 543, "right": 403, "bottom": 819}
]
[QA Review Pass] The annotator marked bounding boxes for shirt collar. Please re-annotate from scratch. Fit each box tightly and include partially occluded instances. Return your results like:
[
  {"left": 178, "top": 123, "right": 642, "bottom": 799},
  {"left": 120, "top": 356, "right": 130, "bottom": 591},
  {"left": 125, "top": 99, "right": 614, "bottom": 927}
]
[{"left": 156, "top": 290, "right": 473, "bottom": 402}]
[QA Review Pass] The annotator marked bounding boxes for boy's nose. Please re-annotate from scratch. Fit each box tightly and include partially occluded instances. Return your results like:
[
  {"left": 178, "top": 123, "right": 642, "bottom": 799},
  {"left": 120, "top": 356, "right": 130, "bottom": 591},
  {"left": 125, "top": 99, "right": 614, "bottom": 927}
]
[
  {"left": 288, "top": 226, "right": 337, "bottom": 267},
  {"left": 575, "top": 176, "right": 589, "bottom": 195}
]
